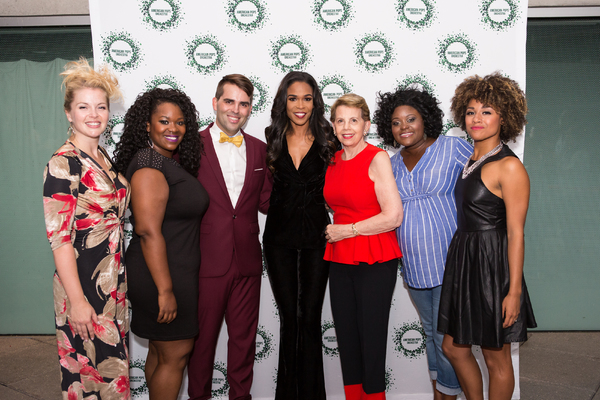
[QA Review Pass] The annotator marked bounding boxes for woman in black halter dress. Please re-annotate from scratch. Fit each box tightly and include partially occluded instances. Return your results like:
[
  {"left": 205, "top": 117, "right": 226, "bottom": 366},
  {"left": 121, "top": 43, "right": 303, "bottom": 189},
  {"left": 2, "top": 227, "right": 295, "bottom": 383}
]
[{"left": 438, "top": 73, "right": 536, "bottom": 400}]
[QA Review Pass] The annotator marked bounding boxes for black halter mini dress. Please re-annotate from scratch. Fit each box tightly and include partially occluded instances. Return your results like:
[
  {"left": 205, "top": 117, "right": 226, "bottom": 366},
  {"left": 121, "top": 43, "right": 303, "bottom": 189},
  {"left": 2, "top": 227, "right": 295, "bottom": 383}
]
[{"left": 438, "top": 144, "right": 537, "bottom": 348}]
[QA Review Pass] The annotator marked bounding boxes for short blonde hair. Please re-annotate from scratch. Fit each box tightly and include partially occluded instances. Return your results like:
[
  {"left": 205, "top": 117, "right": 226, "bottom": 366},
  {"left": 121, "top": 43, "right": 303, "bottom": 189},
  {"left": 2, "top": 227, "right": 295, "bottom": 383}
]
[
  {"left": 330, "top": 93, "right": 370, "bottom": 123},
  {"left": 61, "top": 58, "right": 122, "bottom": 111}
]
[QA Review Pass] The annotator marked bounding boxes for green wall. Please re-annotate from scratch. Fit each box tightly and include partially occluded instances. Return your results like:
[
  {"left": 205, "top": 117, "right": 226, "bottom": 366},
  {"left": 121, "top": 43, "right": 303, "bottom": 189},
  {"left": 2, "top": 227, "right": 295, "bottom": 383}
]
[
  {"left": 0, "top": 59, "right": 69, "bottom": 333},
  {"left": 523, "top": 18, "right": 600, "bottom": 330}
]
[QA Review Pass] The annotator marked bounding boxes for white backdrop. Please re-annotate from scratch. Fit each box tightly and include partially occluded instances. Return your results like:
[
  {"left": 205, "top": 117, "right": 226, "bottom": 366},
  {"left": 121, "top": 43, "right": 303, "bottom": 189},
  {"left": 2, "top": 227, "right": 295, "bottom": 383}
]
[{"left": 89, "top": 0, "right": 527, "bottom": 398}]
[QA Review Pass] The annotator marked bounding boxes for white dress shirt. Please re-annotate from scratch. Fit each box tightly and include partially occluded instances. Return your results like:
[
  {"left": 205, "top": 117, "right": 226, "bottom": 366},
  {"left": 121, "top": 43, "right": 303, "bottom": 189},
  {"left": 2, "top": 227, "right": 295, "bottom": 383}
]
[{"left": 210, "top": 124, "right": 247, "bottom": 207}]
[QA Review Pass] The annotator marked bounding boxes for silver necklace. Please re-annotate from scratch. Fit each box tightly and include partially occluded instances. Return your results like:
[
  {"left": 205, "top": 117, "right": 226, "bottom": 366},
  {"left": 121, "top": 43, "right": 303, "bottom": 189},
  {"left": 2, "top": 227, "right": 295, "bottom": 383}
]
[{"left": 462, "top": 142, "right": 503, "bottom": 179}]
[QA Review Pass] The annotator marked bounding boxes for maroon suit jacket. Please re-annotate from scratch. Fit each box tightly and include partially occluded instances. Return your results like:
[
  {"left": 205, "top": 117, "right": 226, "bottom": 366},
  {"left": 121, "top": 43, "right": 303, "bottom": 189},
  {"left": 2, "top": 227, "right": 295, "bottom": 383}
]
[{"left": 197, "top": 124, "right": 272, "bottom": 277}]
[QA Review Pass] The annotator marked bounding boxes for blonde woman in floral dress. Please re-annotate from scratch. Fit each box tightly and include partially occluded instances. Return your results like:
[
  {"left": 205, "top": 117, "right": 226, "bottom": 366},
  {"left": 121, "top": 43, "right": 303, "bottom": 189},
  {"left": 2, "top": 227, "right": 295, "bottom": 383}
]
[{"left": 43, "top": 58, "right": 131, "bottom": 399}]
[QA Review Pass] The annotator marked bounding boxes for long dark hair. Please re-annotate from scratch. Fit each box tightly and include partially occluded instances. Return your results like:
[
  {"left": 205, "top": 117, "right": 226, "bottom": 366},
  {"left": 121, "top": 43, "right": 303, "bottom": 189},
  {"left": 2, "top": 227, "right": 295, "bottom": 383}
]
[
  {"left": 114, "top": 88, "right": 202, "bottom": 177},
  {"left": 265, "top": 71, "right": 336, "bottom": 172}
]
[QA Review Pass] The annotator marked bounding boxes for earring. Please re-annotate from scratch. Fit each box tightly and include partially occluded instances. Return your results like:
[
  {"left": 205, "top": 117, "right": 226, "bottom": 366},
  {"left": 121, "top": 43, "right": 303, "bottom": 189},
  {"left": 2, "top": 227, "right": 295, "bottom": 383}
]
[
  {"left": 147, "top": 134, "right": 154, "bottom": 149},
  {"left": 67, "top": 124, "right": 74, "bottom": 137}
]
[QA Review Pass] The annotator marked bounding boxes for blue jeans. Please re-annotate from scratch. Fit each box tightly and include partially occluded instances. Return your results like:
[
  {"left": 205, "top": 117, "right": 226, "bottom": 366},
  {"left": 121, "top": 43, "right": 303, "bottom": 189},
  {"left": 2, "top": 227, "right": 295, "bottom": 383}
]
[{"left": 408, "top": 285, "right": 462, "bottom": 396}]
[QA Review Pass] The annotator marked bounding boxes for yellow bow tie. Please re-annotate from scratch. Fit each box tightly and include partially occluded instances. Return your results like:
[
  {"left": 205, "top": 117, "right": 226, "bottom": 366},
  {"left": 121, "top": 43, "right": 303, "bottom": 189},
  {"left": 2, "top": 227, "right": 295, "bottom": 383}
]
[{"left": 219, "top": 132, "right": 243, "bottom": 147}]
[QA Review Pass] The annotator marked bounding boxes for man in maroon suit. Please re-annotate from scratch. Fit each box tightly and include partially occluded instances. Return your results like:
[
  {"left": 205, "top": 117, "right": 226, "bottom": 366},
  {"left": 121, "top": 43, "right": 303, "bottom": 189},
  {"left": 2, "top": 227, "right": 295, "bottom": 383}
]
[{"left": 187, "top": 74, "right": 271, "bottom": 400}]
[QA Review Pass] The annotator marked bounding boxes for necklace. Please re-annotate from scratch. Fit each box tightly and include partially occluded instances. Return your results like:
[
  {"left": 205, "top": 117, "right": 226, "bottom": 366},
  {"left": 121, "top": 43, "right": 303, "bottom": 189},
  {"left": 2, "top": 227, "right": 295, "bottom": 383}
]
[{"left": 462, "top": 142, "right": 503, "bottom": 179}]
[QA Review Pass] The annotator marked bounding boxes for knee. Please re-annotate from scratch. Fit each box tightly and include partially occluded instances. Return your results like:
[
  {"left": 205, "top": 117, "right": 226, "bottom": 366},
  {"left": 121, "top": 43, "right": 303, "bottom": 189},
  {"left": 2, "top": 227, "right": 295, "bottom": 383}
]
[
  {"left": 156, "top": 344, "right": 194, "bottom": 368},
  {"left": 441, "top": 340, "right": 465, "bottom": 364},
  {"left": 484, "top": 352, "right": 514, "bottom": 378}
]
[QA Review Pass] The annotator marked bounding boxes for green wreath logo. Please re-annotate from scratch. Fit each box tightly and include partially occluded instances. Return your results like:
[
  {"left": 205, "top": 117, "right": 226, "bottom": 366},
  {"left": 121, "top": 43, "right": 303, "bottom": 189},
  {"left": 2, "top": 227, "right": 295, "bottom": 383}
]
[
  {"left": 443, "top": 120, "right": 473, "bottom": 144},
  {"left": 144, "top": 74, "right": 184, "bottom": 91},
  {"left": 354, "top": 33, "right": 395, "bottom": 73},
  {"left": 319, "top": 75, "right": 353, "bottom": 113},
  {"left": 480, "top": 0, "right": 520, "bottom": 31},
  {"left": 261, "top": 245, "right": 268, "bottom": 277},
  {"left": 437, "top": 33, "right": 477, "bottom": 73},
  {"left": 124, "top": 217, "right": 133, "bottom": 241},
  {"left": 255, "top": 325, "right": 274, "bottom": 362},
  {"left": 393, "top": 321, "right": 427, "bottom": 359},
  {"left": 385, "top": 367, "right": 396, "bottom": 392},
  {"left": 396, "top": 0, "right": 436, "bottom": 30},
  {"left": 321, "top": 320, "right": 339, "bottom": 357},
  {"left": 140, "top": 0, "right": 182, "bottom": 31},
  {"left": 102, "top": 115, "right": 125, "bottom": 154},
  {"left": 198, "top": 117, "right": 215, "bottom": 132},
  {"left": 211, "top": 361, "right": 229, "bottom": 398},
  {"left": 312, "top": 0, "right": 353, "bottom": 31},
  {"left": 271, "top": 299, "right": 280, "bottom": 320},
  {"left": 270, "top": 35, "right": 311, "bottom": 73},
  {"left": 101, "top": 32, "right": 142, "bottom": 72},
  {"left": 396, "top": 73, "right": 437, "bottom": 98},
  {"left": 375, "top": 142, "right": 395, "bottom": 152},
  {"left": 248, "top": 76, "right": 270, "bottom": 114},
  {"left": 185, "top": 35, "right": 227, "bottom": 75},
  {"left": 129, "top": 358, "right": 148, "bottom": 397},
  {"left": 227, "top": 0, "right": 268, "bottom": 32}
]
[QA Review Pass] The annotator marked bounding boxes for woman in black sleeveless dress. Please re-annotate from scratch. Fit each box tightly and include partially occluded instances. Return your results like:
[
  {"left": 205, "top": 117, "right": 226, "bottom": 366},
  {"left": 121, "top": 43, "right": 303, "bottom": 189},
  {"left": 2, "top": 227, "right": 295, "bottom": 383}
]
[
  {"left": 263, "top": 71, "right": 337, "bottom": 400},
  {"left": 114, "top": 88, "right": 208, "bottom": 400},
  {"left": 438, "top": 73, "right": 537, "bottom": 400}
]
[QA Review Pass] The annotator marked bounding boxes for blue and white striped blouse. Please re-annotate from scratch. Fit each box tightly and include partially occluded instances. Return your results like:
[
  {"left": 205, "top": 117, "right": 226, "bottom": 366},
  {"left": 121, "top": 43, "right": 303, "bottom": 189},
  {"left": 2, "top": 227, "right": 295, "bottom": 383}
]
[{"left": 392, "top": 135, "right": 473, "bottom": 289}]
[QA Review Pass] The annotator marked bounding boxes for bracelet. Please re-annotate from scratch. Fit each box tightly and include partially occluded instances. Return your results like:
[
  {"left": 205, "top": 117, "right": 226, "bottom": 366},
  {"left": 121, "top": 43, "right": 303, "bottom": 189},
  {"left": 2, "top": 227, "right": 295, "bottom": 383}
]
[{"left": 351, "top": 223, "right": 360, "bottom": 236}]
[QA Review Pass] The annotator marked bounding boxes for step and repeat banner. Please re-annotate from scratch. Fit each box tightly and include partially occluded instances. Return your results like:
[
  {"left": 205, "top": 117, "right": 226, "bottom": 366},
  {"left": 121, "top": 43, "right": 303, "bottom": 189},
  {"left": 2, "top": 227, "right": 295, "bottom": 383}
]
[{"left": 90, "top": 0, "right": 527, "bottom": 398}]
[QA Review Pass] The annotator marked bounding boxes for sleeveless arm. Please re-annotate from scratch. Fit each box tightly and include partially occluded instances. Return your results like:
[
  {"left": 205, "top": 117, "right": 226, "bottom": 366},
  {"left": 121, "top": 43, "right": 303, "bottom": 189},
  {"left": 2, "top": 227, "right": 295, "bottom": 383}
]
[
  {"left": 499, "top": 156, "right": 530, "bottom": 328},
  {"left": 325, "top": 151, "right": 403, "bottom": 242},
  {"left": 129, "top": 166, "right": 177, "bottom": 324}
]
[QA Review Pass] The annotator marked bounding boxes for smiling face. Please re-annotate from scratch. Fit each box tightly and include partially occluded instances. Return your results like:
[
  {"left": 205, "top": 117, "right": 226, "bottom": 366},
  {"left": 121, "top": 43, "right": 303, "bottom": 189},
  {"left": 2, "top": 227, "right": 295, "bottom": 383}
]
[
  {"left": 212, "top": 83, "right": 252, "bottom": 137},
  {"left": 332, "top": 105, "right": 371, "bottom": 151},
  {"left": 286, "top": 81, "right": 314, "bottom": 129},
  {"left": 465, "top": 99, "right": 503, "bottom": 143},
  {"left": 65, "top": 87, "right": 110, "bottom": 143},
  {"left": 391, "top": 105, "right": 426, "bottom": 149},
  {"left": 146, "top": 102, "right": 185, "bottom": 158}
]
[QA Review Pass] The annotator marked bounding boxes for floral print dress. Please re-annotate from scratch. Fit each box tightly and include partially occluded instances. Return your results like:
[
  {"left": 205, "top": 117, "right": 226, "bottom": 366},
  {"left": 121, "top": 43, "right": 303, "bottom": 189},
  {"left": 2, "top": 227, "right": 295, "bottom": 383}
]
[{"left": 43, "top": 141, "right": 131, "bottom": 400}]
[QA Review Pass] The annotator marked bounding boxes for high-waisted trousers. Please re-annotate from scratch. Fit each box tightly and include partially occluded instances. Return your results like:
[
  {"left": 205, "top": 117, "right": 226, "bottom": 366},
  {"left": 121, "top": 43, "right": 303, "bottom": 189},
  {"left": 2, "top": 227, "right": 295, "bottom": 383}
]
[
  {"left": 329, "top": 259, "right": 398, "bottom": 394},
  {"left": 264, "top": 245, "right": 330, "bottom": 400}
]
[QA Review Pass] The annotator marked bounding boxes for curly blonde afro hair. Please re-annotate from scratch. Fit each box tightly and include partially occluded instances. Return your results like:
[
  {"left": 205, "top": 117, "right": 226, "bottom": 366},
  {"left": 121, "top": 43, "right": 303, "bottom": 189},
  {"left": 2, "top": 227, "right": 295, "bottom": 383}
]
[
  {"left": 61, "top": 57, "right": 122, "bottom": 111},
  {"left": 450, "top": 72, "right": 527, "bottom": 143}
]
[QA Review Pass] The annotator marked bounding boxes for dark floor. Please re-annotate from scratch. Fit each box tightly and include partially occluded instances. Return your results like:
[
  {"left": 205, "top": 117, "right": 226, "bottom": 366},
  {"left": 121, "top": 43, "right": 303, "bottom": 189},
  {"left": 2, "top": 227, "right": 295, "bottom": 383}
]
[{"left": 1, "top": 332, "right": 599, "bottom": 399}]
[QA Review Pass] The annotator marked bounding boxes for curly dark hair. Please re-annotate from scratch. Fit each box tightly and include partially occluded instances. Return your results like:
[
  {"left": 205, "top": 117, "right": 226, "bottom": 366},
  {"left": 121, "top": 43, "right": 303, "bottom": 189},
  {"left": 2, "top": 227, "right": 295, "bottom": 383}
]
[
  {"left": 450, "top": 72, "right": 527, "bottom": 143},
  {"left": 374, "top": 88, "right": 444, "bottom": 148},
  {"left": 265, "top": 71, "right": 337, "bottom": 172},
  {"left": 114, "top": 88, "right": 202, "bottom": 177}
]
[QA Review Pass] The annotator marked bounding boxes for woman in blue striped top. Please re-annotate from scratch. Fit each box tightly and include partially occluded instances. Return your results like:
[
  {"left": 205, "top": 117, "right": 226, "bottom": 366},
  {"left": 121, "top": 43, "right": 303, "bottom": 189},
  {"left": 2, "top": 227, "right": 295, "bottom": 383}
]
[{"left": 375, "top": 88, "right": 472, "bottom": 400}]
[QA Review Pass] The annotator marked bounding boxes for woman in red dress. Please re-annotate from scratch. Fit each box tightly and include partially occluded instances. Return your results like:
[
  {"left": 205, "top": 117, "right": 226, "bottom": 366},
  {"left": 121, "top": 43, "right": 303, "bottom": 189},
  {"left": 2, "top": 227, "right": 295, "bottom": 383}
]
[{"left": 323, "top": 93, "right": 403, "bottom": 400}]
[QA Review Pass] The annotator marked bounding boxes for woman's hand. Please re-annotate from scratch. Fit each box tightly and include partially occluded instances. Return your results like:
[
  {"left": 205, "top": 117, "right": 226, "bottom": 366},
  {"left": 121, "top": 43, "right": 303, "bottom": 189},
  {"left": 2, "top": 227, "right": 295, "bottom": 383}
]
[
  {"left": 52, "top": 244, "right": 99, "bottom": 341},
  {"left": 69, "top": 299, "right": 99, "bottom": 341},
  {"left": 157, "top": 290, "right": 177, "bottom": 324},
  {"left": 325, "top": 223, "right": 353, "bottom": 243},
  {"left": 502, "top": 292, "right": 521, "bottom": 328},
  {"left": 495, "top": 155, "right": 530, "bottom": 329}
]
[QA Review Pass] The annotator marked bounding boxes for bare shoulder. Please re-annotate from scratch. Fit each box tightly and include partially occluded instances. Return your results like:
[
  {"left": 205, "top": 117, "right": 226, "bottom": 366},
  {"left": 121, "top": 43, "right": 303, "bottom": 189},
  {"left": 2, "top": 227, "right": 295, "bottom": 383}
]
[
  {"left": 371, "top": 149, "right": 391, "bottom": 168},
  {"left": 369, "top": 149, "right": 393, "bottom": 181},
  {"left": 499, "top": 155, "right": 528, "bottom": 177}
]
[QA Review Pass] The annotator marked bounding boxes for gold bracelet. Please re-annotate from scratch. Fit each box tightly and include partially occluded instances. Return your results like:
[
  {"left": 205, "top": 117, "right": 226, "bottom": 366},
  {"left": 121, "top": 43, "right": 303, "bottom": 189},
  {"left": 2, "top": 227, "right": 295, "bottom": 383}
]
[{"left": 351, "top": 223, "right": 360, "bottom": 236}]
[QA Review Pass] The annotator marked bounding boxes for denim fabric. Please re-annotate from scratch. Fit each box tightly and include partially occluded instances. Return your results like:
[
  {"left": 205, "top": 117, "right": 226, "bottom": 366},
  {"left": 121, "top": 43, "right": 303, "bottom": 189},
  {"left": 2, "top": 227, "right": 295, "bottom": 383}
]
[{"left": 408, "top": 285, "right": 462, "bottom": 395}]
